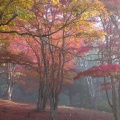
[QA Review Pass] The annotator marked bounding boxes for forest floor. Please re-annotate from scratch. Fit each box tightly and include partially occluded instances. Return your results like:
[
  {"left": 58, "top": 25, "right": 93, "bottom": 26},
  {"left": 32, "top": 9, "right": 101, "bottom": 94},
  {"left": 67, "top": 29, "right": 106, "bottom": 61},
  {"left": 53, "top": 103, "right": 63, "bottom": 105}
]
[{"left": 0, "top": 99, "right": 114, "bottom": 120}]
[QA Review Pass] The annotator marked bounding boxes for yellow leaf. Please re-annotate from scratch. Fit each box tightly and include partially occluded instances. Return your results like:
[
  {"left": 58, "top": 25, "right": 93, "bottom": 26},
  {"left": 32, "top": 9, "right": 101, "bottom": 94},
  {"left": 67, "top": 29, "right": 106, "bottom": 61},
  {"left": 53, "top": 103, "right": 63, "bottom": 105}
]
[{"left": 52, "top": 0, "right": 59, "bottom": 5}]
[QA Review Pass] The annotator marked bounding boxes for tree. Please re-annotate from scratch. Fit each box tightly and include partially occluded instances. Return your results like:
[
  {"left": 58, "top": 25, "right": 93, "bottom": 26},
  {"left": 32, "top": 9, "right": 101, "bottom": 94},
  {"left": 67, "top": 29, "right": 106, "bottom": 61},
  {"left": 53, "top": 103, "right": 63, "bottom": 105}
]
[
  {"left": 18, "top": 1, "right": 106, "bottom": 120},
  {"left": 0, "top": 1, "right": 107, "bottom": 120},
  {"left": 0, "top": 1, "right": 35, "bottom": 99},
  {"left": 0, "top": 0, "right": 34, "bottom": 30},
  {"left": 74, "top": 1, "right": 120, "bottom": 119}
]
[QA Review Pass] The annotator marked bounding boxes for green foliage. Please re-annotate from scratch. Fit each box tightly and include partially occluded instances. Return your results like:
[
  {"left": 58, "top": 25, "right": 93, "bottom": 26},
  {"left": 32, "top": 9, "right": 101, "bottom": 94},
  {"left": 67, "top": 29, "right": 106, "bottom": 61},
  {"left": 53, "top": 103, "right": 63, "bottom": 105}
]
[
  {"left": 97, "top": 100, "right": 112, "bottom": 112},
  {"left": 72, "top": 103, "right": 93, "bottom": 109},
  {"left": 0, "top": 0, "right": 34, "bottom": 28}
]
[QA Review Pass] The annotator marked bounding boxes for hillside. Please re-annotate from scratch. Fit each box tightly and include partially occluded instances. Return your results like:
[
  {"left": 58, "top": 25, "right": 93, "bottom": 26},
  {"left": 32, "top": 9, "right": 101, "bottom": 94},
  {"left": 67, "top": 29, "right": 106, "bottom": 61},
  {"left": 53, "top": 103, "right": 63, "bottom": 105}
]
[{"left": 0, "top": 99, "right": 114, "bottom": 120}]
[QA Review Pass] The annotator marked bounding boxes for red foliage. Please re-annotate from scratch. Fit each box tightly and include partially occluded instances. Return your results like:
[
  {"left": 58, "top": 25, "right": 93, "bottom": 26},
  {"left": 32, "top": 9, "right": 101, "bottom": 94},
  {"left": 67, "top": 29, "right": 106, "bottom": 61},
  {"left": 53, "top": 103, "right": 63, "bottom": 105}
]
[
  {"left": 76, "top": 45, "right": 93, "bottom": 55},
  {"left": 100, "top": 0, "right": 120, "bottom": 13},
  {"left": 100, "top": 82, "right": 115, "bottom": 87},
  {"left": 0, "top": 51, "right": 34, "bottom": 66},
  {"left": 99, "top": 86, "right": 113, "bottom": 92},
  {"left": 97, "top": 82, "right": 115, "bottom": 92},
  {"left": 67, "top": 44, "right": 93, "bottom": 56},
  {"left": 74, "top": 64, "right": 120, "bottom": 80}
]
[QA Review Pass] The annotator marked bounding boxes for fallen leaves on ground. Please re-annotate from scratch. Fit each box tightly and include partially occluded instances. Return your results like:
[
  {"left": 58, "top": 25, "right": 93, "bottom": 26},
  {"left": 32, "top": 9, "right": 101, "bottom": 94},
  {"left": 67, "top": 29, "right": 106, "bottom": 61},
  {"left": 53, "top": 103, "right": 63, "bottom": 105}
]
[{"left": 0, "top": 99, "right": 114, "bottom": 120}]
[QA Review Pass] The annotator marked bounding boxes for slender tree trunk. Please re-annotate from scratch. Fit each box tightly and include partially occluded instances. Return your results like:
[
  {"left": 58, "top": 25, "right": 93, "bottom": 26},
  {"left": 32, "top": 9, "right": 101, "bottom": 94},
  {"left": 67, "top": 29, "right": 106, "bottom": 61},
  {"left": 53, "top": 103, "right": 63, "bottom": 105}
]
[
  {"left": 118, "top": 83, "right": 120, "bottom": 119},
  {"left": 37, "top": 41, "right": 49, "bottom": 112},
  {"left": 6, "top": 63, "right": 14, "bottom": 101},
  {"left": 7, "top": 85, "right": 13, "bottom": 100},
  {"left": 37, "top": 96, "right": 44, "bottom": 112},
  {"left": 37, "top": 81, "right": 48, "bottom": 112},
  {"left": 104, "top": 77, "right": 113, "bottom": 109},
  {"left": 111, "top": 77, "right": 120, "bottom": 120},
  {"left": 50, "top": 94, "right": 58, "bottom": 120},
  {"left": 50, "top": 107, "right": 57, "bottom": 120},
  {"left": 37, "top": 88, "right": 47, "bottom": 112}
]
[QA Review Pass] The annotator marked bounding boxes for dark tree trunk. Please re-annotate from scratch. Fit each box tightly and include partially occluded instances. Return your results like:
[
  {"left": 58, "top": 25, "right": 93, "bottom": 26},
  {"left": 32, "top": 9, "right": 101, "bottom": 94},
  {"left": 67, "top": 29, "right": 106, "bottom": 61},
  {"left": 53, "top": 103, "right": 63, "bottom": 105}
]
[
  {"left": 50, "top": 96, "right": 58, "bottom": 120},
  {"left": 37, "top": 81, "right": 48, "bottom": 112}
]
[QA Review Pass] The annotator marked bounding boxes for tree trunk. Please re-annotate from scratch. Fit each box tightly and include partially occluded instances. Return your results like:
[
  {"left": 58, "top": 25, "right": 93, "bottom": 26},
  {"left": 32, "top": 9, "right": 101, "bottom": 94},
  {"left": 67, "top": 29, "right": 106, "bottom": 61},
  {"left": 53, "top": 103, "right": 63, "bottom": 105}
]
[
  {"left": 50, "top": 97, "right": 58, "bottom": 120},
  {"left": 37, "top": 82, "right": 48, "bottom": 112},
  {"left": 118, "top": 83, "right": 120, "bottom": 120},
  {"left": 37, "top": 97, "right": 44, "bottom": 112},
  {"left": 111, "top": 77, "right": 120, "bottom": 120},
  {"left": 6, "top": 63, "right": 14, "bottom": 101},
  {"left": 37, "top": 91, "right": 47, "bottom": 112},
  {"left": 50, "top": 107, "right": 57, "bottom": 120},
  {"left": 7, "top": 85, "right": 13, "bottom": 100},
  {"left": 3, "top": 84, "right": 13, "bottom": 100}
]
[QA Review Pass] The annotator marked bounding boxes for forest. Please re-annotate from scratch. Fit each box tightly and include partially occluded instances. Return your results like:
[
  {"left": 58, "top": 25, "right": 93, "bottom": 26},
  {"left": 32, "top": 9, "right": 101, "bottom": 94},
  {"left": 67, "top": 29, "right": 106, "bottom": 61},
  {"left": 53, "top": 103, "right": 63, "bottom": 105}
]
[{"left": 0, "top": 0, "right": 120, "bottom": 120}]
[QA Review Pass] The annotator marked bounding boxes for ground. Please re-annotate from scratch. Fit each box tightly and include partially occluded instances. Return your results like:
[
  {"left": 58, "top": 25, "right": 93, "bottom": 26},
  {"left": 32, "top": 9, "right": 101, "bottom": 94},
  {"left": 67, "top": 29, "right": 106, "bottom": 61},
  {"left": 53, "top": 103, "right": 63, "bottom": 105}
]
[{"left": 0, "top": 99, "right": 114, "bottom": 120}]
